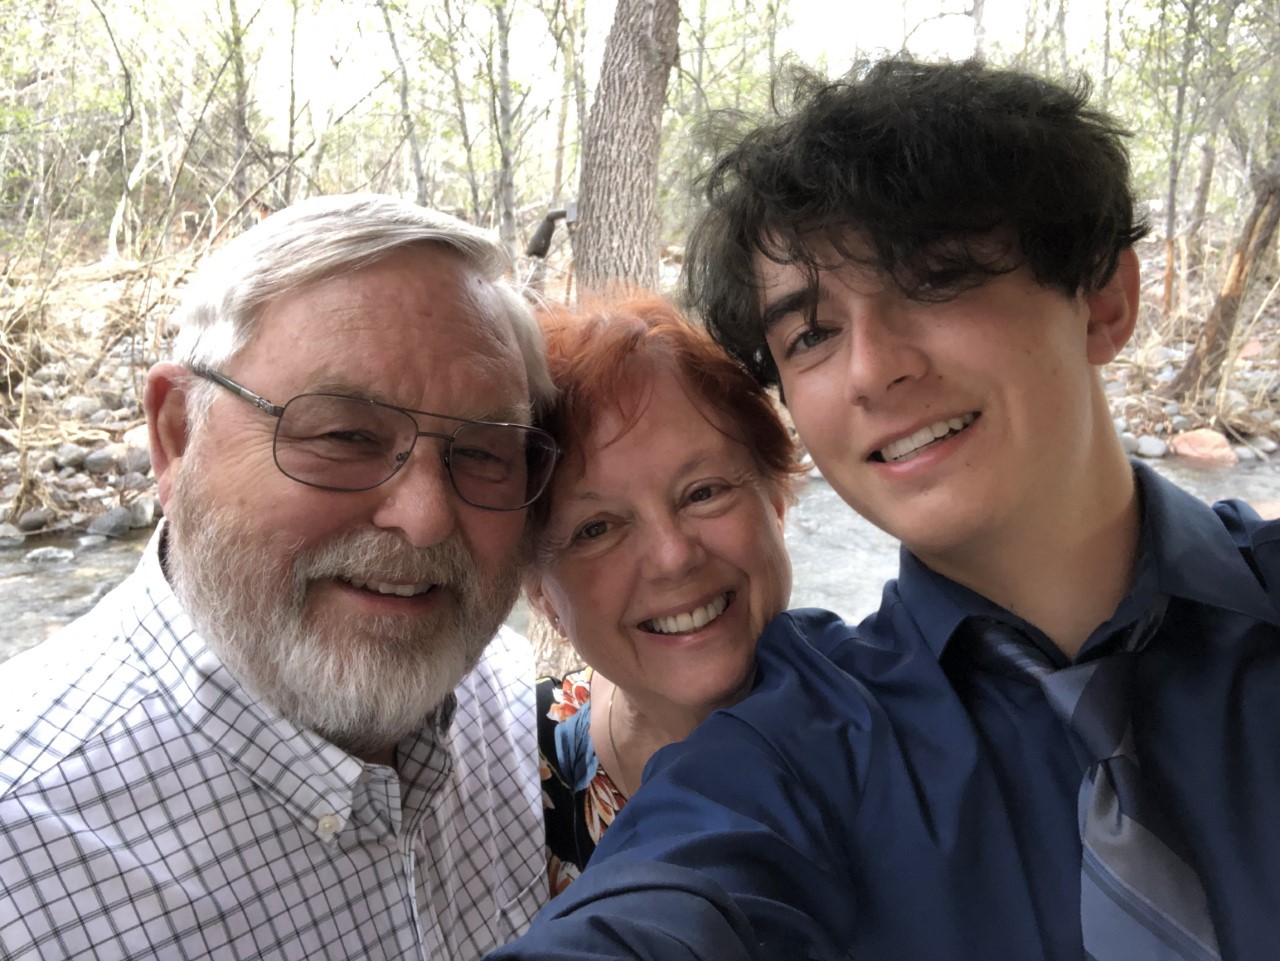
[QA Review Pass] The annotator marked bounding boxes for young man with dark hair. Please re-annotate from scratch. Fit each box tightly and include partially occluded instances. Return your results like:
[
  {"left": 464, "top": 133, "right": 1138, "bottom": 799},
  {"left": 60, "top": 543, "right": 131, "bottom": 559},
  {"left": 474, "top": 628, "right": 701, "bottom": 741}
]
[{"left": 488, "top": 59, "right": 1280, "bottom": 961}]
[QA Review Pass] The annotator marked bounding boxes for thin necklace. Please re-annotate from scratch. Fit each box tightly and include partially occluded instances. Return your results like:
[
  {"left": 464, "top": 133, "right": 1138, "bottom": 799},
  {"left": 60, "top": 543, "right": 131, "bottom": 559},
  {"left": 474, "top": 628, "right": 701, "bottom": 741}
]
[{"left": 606, "top": 684, "right": 631, "bottom": 798}]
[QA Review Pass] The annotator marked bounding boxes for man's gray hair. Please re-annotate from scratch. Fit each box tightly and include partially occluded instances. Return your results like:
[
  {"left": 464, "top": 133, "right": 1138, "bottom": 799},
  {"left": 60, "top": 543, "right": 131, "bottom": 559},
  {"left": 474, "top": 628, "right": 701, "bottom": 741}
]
[{"left": 172, "top": 193, "right": 553, "bottom": 423}]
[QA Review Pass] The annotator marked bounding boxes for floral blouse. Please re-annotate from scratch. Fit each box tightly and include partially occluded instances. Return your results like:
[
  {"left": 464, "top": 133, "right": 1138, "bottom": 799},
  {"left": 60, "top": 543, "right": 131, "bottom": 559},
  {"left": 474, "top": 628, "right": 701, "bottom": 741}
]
[{"left": 537, "top": 667, "right": 628, "bottom": 896}]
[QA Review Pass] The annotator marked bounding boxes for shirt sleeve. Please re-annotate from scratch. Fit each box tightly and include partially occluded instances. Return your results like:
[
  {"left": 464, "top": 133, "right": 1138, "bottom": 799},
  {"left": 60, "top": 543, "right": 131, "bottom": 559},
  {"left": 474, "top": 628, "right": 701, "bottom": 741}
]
[
  {"left": 485, "top": 610, "right": 863, "bottom": 961},
  {"left": 482, "top": 860, "right": 762, "bottom": 961}
]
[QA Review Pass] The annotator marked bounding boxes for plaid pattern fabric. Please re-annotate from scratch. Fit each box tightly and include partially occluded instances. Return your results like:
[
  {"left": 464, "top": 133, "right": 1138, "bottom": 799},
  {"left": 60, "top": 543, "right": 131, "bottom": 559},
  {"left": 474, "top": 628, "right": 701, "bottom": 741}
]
[{"left": 0, "top": 527, "right": 545, "bottom": 960}]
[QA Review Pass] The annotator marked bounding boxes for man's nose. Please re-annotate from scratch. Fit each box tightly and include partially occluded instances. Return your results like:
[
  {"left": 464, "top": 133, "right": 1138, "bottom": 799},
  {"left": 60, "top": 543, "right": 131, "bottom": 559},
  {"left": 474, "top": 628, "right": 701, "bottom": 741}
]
[
  {"left": 368, "top": 446, "right": 459, "bottom": 548},
  {"left": 842, "top": 303, "right": 927, "bottom": 405}
]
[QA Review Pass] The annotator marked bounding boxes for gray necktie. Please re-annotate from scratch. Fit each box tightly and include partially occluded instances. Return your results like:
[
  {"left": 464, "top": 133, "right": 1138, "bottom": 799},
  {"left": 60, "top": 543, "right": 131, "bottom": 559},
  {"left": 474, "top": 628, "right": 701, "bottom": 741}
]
[{"left": 965, "top": 614, "right": 1221, "bottom": 960}]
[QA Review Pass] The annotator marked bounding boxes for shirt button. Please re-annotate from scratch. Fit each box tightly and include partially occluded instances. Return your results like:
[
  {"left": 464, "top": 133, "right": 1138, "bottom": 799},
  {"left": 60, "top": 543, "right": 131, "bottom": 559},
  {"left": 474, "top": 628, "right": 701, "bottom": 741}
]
[{"left": 316, "top": 813, "right": 341, "bottom": 840}]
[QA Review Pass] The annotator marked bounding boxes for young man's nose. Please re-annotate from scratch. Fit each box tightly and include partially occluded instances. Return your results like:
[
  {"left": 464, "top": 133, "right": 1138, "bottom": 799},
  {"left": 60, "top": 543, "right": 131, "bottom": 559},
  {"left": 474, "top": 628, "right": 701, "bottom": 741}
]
[{"left": 841, "top": 302, "right": 927, "bottom": 405}]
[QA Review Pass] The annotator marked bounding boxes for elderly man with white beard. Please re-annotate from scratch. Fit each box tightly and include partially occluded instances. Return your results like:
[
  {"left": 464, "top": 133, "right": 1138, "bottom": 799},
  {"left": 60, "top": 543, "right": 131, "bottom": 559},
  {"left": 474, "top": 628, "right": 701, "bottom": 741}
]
[{"left": 0, "top": 194, "right": 559, "bottom": 960}]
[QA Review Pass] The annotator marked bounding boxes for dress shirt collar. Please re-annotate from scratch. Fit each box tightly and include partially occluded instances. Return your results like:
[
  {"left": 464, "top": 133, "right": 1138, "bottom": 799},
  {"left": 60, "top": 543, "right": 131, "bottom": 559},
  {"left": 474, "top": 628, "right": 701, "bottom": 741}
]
[
  {"left": 129, "top": 523, "right": 454, "bottom": 842},
  {"left": 896, "top": 460, "right": 1280, "bottom": 663}
]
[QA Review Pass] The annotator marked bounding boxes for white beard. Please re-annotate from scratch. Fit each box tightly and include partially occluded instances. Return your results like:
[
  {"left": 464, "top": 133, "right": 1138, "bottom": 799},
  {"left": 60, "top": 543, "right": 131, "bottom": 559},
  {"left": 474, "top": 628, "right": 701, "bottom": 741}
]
[{"left": 165, "top": 463, "right": 523, "bottom": 759}]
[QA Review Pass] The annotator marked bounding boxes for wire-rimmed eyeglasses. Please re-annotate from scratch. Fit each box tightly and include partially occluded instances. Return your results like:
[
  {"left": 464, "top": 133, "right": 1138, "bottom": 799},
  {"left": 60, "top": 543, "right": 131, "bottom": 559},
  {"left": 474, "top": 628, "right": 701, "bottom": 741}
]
[{"left": 189, "top": 366, "right": 560, "bottom": 511}]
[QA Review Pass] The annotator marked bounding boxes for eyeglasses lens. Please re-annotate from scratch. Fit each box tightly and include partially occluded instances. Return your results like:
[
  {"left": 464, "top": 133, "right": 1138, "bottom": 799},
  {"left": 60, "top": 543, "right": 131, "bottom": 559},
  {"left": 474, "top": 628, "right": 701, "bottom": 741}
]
[
  {"left": 274, "top": 394, "right": 410, "bottom": 492},
  {"left": 273, "top": 394, "right": 556, "bottom": 509}
]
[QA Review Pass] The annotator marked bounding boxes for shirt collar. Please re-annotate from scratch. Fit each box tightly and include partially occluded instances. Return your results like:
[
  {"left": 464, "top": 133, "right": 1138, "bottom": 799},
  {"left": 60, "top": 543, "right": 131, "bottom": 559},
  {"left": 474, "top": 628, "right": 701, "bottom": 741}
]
[
  {"left": 129, "top": 523, "right": 453, "bottom": 842},
  {"left": 896, "top": 460, "right": 1280, "bottom": 662}
]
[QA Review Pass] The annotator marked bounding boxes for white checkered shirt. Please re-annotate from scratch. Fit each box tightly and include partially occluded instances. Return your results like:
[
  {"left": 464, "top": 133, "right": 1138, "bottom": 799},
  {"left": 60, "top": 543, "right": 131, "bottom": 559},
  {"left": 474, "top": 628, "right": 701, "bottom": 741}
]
[{"left": 0, "top": 527, "right": 545, "bottom": 960}]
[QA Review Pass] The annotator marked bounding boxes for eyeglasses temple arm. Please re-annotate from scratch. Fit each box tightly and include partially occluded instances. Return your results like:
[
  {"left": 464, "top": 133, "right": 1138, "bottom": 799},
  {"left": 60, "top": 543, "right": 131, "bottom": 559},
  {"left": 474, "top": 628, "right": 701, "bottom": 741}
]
[{"left": 190, "top": 366, "right": 285, "bottom": 417}]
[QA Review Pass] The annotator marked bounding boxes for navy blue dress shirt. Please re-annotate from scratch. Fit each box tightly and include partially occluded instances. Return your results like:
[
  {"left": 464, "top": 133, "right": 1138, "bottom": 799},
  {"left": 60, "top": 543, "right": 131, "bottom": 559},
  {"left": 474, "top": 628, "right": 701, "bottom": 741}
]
[{"left": 489, "top": 463, "right": 1280, "bottom": 960}]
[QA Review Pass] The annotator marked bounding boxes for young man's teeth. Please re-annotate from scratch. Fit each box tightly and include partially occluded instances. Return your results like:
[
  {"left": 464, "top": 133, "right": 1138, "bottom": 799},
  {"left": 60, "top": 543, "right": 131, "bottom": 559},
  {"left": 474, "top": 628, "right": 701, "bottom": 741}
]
[
  {"left": 879, "top": 413, "right": 976, "bottom": 462},
  {"left": 647, "top": 594, "right": 729, "bottom": 635},
  {"left": 350, "top": 578, "right": 430, "bottom": 597}
]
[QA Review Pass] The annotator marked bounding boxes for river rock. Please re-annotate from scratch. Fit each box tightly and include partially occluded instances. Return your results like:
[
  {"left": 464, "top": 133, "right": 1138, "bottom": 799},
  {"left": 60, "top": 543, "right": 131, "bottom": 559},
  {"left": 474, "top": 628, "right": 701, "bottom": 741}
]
[
  {"left": 1112, "top": 417, "right": 1128, "bottom": 434},
  {"left": 0, "top": 523, "right": 24, "bottom": 549},
  {"left": 17, "top": 507, "right": 55, "bottom": 532},
  {"left": 25, "top": 546, "right": 74, "bottom": 564},
  {"left": 1170, "top": 428, "right": 1238, "bottom": 466},
  {"left": 1119, "top": 432, "right": 1140, "bottom": 454},
  {"left": 30, "top": 361, "right": 70, "bottom": 385},
  {"left": 76, "top": 534, "right": 110, "bottom": 551},
  {"left": 87, "top": 409, "right": 112, "bottom": 426},
  {"left": 35, "top": 452, "right": 56, "bottom": 472},
  {"left": 54, "top": 442, "right": 89, "bottom": 469},
  {"left": 1234, "top": 445, "right": 1259, "bottom": 462},
  {"left": 83, "top": 447, "right": 120, "bottom": 475},
  {"left": 118, "top": 471, "right": 149, "bottom": 492},
  {"left": 1170, "top": 415, "right": 1192, "bottom": 432},
  {"left": 1135, "top": 435, "right": 1167, "bottom": 458},
  {"left": 87, "top": 506, "right": 132, "bottom": 537},
  {"left": 63, "top": 395, "right": 105, "bottom": 420},
  {"left": 1255, "top": 436, "right": 1279, "bottom": 454},
  {"left": 1220, "top": 389, "right": 1249, "bottom": 415},
  {"left": 128, "top": 497, "right": 158, "bottom": 528},
  {"left": 121, "top": 446, "right": 151, "bottom": 474}
]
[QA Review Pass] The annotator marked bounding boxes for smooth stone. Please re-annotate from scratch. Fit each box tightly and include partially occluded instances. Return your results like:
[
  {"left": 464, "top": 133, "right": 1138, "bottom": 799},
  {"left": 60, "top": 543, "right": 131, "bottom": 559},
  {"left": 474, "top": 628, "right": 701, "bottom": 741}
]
[
  {"left": 128, "top": 497, "right": 158, "bottom": 529},
  {"left": 17, "top": 507, "right": 55, "bottom": 532},
  {"left": 1163, "top": 402, "right": 1181, "bottom": 416},
  {"left": 1234, "top": 445, "right": 1259, "bottom": 462},
  {"left": 1170, "top": 415, "right": 1192, "bottom": 432},
  {"left": 121, "top": 446, "right": 151, "bottom": 474},
  {"left": 87, "top": 409, "right": 111, "bottom": 426},
  {"left": 1255, "top": 437, "right": 1278, "bottom": 454},
  {"left": 0, "top": 523, "right": 24, "bottom": 549},
  {"left": 1112, "top": 417, "right": 1128, "bottom": 434},
  {"left": 63, "top": 395, "right": 105, "bottom": 419},
  {"left": 1170, "top": 428, "right": 1238, "bottom": 467},
  {"left": 87, "top": 507, "right": 132, "bottom": 537},
  {"left": 35, "top": 452, "right": 57, "bottom": 472},
  {"left": 1119, "top": 432, "right": 1140, "bottom": 454},
  {"left": 54, "top": 443, "right": 89, "bottom": 469},
  {"left": 76, "top": 534, "right": 110, "bottom": 551},
  {"left": 25, "top": 546, "right": 74, "bottom": 564},
  {"left": 83, "top": 448, "right": 120, "bottom": 475},
  {"left": 1135, "top": 435, "right": 1168, "bottom": 458},
  {"left": 118, "top": 471, "right": 149, "bottom": 492}
]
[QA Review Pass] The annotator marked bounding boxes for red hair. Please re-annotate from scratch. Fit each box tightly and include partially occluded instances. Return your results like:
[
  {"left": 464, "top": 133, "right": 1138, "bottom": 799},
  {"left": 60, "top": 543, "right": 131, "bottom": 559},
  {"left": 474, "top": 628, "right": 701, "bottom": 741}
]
[{"left": 535, "top": 295, "right": 802, "bottom": 521}]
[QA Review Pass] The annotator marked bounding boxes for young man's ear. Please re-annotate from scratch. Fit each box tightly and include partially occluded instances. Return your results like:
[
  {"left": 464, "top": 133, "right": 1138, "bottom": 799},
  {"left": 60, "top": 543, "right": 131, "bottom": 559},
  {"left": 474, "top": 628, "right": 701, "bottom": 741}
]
[
  {"left": 144, "top": 363, "right": 193, "bottom": 510},
  {"left": 1084, "top": 247, "right": 1141, "bottom": 365}
]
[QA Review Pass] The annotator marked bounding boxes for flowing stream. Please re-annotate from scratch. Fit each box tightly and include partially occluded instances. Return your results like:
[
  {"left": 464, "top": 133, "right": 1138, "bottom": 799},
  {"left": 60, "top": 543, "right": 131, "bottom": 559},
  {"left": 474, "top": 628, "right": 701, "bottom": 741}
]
[{"left": 4, "top": 458, "right": 1280, "bottom": 663}]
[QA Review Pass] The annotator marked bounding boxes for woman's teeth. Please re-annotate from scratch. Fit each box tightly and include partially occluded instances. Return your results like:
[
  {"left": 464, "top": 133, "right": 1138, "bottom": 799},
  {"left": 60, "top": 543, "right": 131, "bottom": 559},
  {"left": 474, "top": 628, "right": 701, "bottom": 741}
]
[
  {"left": 878, "top": 412, "right": 977, "bottom": 463},
  {"left": 645, "top": 594, "right": 730, "bottom": 635},
  {"left": 347, "top": 578, "right": 433, "bottom": 598}
]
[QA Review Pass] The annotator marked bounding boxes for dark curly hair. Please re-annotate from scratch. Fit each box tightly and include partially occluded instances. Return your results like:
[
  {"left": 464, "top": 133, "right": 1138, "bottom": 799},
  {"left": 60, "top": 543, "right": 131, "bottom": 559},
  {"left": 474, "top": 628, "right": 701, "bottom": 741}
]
[{"left": 683, "top": 57, "right": 1150, "bottom": 385}]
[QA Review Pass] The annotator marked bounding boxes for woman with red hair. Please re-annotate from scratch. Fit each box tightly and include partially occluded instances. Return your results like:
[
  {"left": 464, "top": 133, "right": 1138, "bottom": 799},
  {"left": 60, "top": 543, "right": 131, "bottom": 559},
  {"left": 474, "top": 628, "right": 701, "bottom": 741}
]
[{"left": 528, "top": 296, "right": 803, "bottom": 893}]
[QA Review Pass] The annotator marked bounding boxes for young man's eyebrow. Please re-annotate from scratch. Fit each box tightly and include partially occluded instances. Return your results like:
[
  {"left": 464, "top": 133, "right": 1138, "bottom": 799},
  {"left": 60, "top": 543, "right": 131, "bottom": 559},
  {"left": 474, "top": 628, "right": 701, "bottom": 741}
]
[{"left": 761, "top": 285, "right": 821, "bottom": 334}]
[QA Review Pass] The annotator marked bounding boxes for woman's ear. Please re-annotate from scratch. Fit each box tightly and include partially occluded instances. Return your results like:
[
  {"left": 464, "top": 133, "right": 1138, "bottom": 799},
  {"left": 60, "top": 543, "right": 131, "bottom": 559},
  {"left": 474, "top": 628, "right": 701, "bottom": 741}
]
[
  {"left": 524, "top": 572, "right": 565, "bottom": 636},
  {"left": 1084, "top": 247, "right": 1141, "bottom": 366},
  {"left": 145, "top": 363, "right": 193, "bottom": 510}
]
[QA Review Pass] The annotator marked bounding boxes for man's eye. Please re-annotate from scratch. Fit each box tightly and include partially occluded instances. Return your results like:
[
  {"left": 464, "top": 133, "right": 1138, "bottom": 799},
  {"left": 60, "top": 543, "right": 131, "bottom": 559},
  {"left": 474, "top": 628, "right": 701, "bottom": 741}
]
[{"left": 786, "top": 326, "right": 832, "bottom": 357}]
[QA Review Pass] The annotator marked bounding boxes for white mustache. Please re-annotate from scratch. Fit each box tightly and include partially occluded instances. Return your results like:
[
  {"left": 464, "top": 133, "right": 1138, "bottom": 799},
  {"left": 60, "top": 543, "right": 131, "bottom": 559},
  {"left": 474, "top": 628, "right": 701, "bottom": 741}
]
[{"left": 295, "top": 530, "right": 477, "bottom": 595}]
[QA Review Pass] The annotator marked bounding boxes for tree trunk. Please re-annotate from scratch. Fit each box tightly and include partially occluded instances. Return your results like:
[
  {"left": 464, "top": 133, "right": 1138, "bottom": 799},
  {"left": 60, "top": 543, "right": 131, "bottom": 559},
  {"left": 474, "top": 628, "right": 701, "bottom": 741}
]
[
  {"left": 1185, "top": 139, "right": 1216, "bottom": 272},
  {"left": 1164, "top": 167, "right": 1280, "bottom": 400},
  {"left": 227, "top": 0, "right": 254, "bottom": 230},
  {"left": 572, "top": 0, "right": 680, "bottom": 294},
  {"left": 376, "top": 0, "right": 427, "bottom": 207},
  {"left": 491, "top": 0, "right": 519, "bottom": 259}
]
